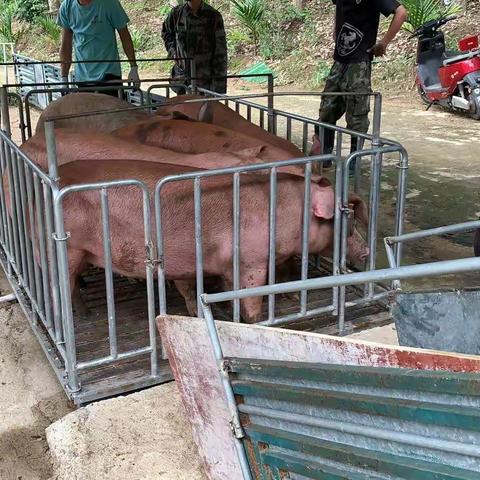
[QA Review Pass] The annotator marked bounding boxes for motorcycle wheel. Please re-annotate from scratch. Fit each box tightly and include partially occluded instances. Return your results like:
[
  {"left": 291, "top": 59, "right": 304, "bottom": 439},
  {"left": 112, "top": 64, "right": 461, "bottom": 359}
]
[
  {"left": 417, "top": 86, "right": 431, "bottom": 106},
  {"left": 469, "top": 92, "right": 480, "bottom": 120}
]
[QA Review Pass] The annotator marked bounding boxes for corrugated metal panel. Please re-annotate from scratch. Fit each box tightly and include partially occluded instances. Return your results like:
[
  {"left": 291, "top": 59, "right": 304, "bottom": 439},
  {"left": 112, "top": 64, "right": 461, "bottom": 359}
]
[{"left": 228, "top": 358, "right": 480, "bottom": 479}]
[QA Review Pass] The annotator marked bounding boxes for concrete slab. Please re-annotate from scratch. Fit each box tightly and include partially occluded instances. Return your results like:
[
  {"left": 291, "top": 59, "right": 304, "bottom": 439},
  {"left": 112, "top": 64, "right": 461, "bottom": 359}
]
[{"left": 46, "top": 382, "right": 207, "bottom": 480}]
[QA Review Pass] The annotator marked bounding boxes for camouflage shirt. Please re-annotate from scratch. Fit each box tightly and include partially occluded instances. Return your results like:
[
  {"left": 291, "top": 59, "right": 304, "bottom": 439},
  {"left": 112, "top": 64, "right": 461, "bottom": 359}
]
[{"left": 161, "top": 2, "right": 228, "bottom": 93}]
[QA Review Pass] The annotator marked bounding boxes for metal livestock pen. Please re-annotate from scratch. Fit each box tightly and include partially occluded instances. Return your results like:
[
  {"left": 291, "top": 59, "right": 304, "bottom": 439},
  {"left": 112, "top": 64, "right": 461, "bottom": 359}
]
[{"left": 0, "top": 61, "right": 412, "bottom": 404}]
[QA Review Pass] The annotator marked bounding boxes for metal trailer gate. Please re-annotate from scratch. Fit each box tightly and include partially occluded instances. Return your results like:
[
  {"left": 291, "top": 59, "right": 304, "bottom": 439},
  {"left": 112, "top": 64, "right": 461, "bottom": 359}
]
[
  {"left": 197, "top": 253, "right": 480, "bottom": 479},
  {"left": 0, "top": 59, "right": 410, "bottom": 404}
]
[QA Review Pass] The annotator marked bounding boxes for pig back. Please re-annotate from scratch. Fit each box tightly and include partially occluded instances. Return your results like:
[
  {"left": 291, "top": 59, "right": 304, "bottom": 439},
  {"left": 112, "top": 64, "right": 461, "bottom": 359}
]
[{"left": 35, "top": 93, "right": 150, "bottom": 136}]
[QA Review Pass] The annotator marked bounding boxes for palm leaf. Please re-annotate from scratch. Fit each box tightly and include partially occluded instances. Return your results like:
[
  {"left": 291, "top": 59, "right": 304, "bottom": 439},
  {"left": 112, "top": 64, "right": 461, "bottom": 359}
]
[{"left": 400, "top": 0, "right": 462, "bottom": 32}]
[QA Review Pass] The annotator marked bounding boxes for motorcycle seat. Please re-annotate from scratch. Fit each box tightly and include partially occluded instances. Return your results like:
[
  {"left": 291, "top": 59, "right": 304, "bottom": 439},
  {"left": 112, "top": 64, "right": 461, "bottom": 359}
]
[{"left": 443, "top": 50, "right": 480, "bottom": 66}]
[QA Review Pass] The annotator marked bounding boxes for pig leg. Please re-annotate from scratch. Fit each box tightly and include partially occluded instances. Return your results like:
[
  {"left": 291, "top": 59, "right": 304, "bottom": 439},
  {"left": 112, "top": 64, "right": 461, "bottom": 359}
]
[
  {"left": 174, "top": 279, "right": 198, "bottom": 317},
  {"left": 277, "top": 257, "right": 301, "bottom": 302},
  {"left": 68, "top": 248, "right": 89, "bottom": 318},
  {"left": 227, "top": 265, "right": 268, "bottom": 324}
]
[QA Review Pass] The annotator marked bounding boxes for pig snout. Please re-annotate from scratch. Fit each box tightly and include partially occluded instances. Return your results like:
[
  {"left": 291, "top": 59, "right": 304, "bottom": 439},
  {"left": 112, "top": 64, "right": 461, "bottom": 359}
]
[{"left": 347, "top": 229, "right": 370, "bottom": 266}]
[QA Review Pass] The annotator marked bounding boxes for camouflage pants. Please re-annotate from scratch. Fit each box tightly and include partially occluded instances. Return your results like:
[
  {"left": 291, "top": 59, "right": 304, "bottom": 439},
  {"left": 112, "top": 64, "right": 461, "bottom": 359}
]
[{"left": 316, "top": 60, "right": 372, "bottom": 154}]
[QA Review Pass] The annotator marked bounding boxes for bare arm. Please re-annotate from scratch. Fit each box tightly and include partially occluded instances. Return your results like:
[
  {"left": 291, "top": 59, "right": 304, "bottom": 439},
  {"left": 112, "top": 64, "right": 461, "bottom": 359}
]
[
  {"left": 118, "top": 26, "right": 137, "bottom": 67},
  {"left": 60, "top": 28, "right": 73, "bottom": 77},
  {"left": 382, "top": 5, "right": 408, "bottom": 46},
  {"left": 369, "top": 5, "right": 408, "bottom": 57}
]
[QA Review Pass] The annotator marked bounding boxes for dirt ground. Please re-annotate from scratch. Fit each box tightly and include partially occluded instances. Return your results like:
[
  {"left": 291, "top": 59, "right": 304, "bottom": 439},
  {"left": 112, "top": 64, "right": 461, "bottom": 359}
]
[{"left": 0, "top": 90, "right": 478, "bottom": 478}]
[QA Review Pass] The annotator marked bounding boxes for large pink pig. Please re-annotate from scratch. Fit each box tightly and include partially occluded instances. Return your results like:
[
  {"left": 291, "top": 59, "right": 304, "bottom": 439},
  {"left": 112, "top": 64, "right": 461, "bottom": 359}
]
[
  {"left": 21, "top": 129, "right": 267, "bottom": 172},
  {"left": 35, "top": 93, "right": 150, "bottom": 136},
  {"left": 22, "top": 129, "right": 307, "bottom": 177},
  {"left": 156, "top": 95, "right": 304, "bottom": 157},
  {"left": 113, "top": 117, "right": 294, "bottom": 162},
  {"left": 58, "top": 160, "right": 343, "bottom": 323}
]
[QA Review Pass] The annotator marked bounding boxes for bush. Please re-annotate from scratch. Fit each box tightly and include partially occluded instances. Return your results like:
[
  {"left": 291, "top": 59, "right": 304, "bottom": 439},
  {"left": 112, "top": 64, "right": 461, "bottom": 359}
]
[
  {"left": 15, "top": 0, "right": 47, "bottom": 23},
  {"left": 0, "top": 1, "right": 17, "bottom": 43},
  {"left": 36, "top": 15, "right": 61, "bottom": 45},
  {"left": 400, "top": 0, "right": 463, "bottom": 32},
  {"left": 230, "top": 0, "right": 264, "bottom": 54}
]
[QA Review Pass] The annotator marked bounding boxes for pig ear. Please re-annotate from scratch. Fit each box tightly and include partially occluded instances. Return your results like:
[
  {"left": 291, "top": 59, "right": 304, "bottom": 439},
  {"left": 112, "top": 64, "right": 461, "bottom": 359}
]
[
  {"left": 311, "top": 174, "right": 332, "bottom": 187},
  {"left": 198, "top": 101, "right": 214, "bottom": 123},
  {"left": 234, "top": 146, "right": 266, "bottom": 158},
  {"left": 312, "top": 185, "right": 335, "bottom": 220},
  {"left": 349, "top": 193, "right": 368, "bottom": 228}
]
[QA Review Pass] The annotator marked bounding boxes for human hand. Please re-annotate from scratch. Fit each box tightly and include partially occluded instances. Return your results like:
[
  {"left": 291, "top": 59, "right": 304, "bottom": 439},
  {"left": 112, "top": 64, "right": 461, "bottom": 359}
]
[
  {"left": 128, "top": 66, "right": 140, "bottom": 89},
  {"left": 367, "top": 41, "right": 387, "bottom": 57}
]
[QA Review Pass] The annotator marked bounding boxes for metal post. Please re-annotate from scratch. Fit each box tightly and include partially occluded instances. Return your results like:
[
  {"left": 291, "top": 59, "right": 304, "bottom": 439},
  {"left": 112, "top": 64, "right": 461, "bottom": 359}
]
[
  {"left": 267, "top": 168, "right": 277, "bottom": 322},
  {"left": 300, "top": 161, "right": 312, "bottom": 315},
  {"left": 366, "top": 94, "right": 383, "bottom": 298},
  {"left": 0, "top": 86, "right": 11, "bottom": 137},
  {"left": 52, "top": 197, "right": 80, "bottom": 393},
  {"left": 101, "top": 189, "right": 117, "bottom": 359},
  {"left": 332, "top": 138, "right": 343, "bottom": 319},
  {"left": 194, "top": 178, "right": 205, "bottom": 318},
  {"left": 200, "top": 300, "right": 253, "bottom": 480},
  {"left": 190, "top": 59, "right": 197, "bottom": 95},
  {"left": 267, "top": 74, "right": 274, "bottom": 134},
  {"left": 232, "top": 173, "right": 241, "bottom": 322},
  {"left": 394, "top": 150, "right": 409, "bottom": 266},
  {"left": 44, "top": 121, "right": 63, "bottom": 342}
]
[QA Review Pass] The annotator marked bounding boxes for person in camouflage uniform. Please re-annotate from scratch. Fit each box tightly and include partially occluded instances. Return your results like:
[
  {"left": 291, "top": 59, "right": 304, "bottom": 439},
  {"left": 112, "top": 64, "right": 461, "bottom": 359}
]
[
  {"left": 311, "top": 0, "right": 407, "bottom": 164},
  {"left": 161, "top": 0, "right": 228, "bottom": 94}
]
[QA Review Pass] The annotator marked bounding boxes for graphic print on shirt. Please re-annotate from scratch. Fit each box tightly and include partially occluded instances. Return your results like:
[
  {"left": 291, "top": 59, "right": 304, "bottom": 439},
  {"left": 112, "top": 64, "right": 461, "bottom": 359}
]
[{"left": 337, "top": 22, "right": 364, "bottom": 57}]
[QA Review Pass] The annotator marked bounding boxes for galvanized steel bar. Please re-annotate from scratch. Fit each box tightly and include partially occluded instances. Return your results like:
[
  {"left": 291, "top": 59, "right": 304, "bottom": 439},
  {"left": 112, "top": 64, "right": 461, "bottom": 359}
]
[
  {"left": 302, "top": 122, "right": 308, "bottom": 154},
  {"left": 194, "top": 178, "right": 205, "bottom": 318},
  {"left": 286, "top": 117, "right": 292, "bottom": 141},
  {"left": 25, "top": 168, "right": 43, "bottom": 317},
  {"left": 44, "top": 122, "right": 62, "bottom": 343},
  {"left": 267, "top": 74, "right": 274, "bottom": 134},
  {"left": 238, "top": 404, "right": 480, "bottom": 459},
  {"left": 394, "top": 150, "right": 408, "bottom": 265},
  {"left": 202, "top": 256, "right": 480, "bottom": 304},
  {"left": 17, "top": 155, "right": 35, "bottom": 298},
  {"left": 5, "top": 142, "right": 21, "bottom": 271},
  {"left": 10, "top": 147, "right": 29, "bottom": 285},
  {"left": 0, "top": 87, "right": 11, "bottom": 136},
  {"left": 34, "top": 174, "right": 52, "bottom": 330},
  {"left": 300, "top": 162, "right": 313, "bottom": 315},
  {"left": 233, "top": 173, "right": 241, "bottom": 323},
  {"left": 200, "top": 299, "right": 253, "bottom": 480},
  {"left": 52, "top": 197, "right": 80, "bottom": 393},
  {"left": 155, "top": 184, "right": 167, "bottom": 315},
  {"left": 332, "top": 148, "right": 343, "bottom": 318},
  {"left": 77, "top": 345, "right": 153, "bottom": 371},
  {"left": 267, "top": 168, "right": 277, "bottom": 322},
  {"left": 259, "top": 304, "right": 336, "bottom": 328},
  {"left": 101, "top": 188, "right": 117, "bottom": 359},
  {"left": 366, "top": 94, "right": 383, "bottom": 298}
]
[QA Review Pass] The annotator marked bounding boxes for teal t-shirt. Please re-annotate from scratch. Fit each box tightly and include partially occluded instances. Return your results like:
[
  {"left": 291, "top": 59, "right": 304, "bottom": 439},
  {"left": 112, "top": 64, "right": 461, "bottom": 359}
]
[{"left": 57, "top": 0, "right": 129, "bottom": 82}]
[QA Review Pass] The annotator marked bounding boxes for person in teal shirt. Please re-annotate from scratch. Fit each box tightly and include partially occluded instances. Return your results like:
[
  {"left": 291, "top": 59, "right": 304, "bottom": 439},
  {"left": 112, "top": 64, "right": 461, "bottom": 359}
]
[{"left": 58, "top": 0, "right": 140, "bottom": 95}]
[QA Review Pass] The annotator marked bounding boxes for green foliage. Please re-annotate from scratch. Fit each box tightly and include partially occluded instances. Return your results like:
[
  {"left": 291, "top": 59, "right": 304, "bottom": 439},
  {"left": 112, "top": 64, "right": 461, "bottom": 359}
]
[
  {"left": 230, "top": 0, "right": 264, "bottom": 54},
  {"left": 400, "top": 0, "right": 463, "bottom": 32},
  {"left": 158, "top": 3, "right": 172, "bottom": 17},
  {"left": 310, "top": 61, "right": 331, "bottom": 89},
  {"left": 36, "top": 15, "right": 61, "bottom": 45},
  {"left": 15, "top": 0, "right": 47, "bottom": 23},
  {"left": 0, "top": 0, "right": 18, "bottom": 43},
  {"left": 227, "top": 28, "right": 250, "bottom": 56},
  {"left": 130, "top": 28, "right": 154, "bottom": 52}
]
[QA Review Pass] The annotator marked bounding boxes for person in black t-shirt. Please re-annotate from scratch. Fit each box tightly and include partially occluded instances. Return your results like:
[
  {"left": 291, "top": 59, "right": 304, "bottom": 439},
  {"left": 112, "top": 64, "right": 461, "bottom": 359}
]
[{"left": 311, "top": 0, "right": 407, "bottom": 167}]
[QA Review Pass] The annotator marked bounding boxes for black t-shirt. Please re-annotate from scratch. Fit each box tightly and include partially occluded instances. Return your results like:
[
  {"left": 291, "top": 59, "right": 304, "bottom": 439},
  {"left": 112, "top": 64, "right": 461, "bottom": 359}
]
[{"left": 333, "top": 0, "right": 400, "bottom": 63}]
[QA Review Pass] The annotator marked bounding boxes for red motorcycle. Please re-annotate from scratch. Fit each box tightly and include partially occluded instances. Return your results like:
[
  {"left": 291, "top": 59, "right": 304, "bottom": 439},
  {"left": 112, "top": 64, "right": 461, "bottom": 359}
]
[{"left": 413, "top": 16, "right": 480, "bottom": 119}]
